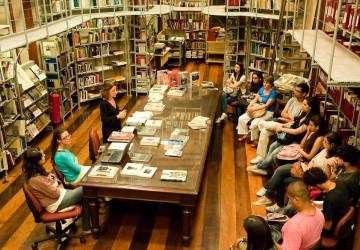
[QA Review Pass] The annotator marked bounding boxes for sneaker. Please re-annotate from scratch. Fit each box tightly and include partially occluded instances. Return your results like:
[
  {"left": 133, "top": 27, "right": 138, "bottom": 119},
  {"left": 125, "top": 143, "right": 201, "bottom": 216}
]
[
  {"left": 266, "top": 203, "right": 283, "bottom": 213},
  {"left": 253, "top": 196, "right": 272, "bottom": 206},
  {"left": 246, "top": 165, "right": 258, "bottom": 172},
  {"left": 250, "top": 156, "right": 263, "bottom": 164},
  {"left": 256, "top": 187, "right": 267, "bottom": 197},
  {"left": 215, "top": 113, "right": 227, "bottom": 123},
  {"left": 249, "top": 168, "right": 268, "bottom": 176}
]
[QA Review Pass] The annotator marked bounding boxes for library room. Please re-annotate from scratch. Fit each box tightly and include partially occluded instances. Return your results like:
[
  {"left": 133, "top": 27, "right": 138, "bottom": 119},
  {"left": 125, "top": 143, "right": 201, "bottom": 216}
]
[{"left": 1, "top": 0, "right": 360, "bottom": 249}]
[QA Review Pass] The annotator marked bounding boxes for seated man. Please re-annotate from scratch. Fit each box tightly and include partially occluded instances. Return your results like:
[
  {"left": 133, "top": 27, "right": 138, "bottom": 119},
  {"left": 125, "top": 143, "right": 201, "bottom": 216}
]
[
  {"left": 250, "top": 83, "right": 309, "bottom": 164},
  {"left": 276, "top": 181, "right": 324, "bottom": 250},
  {"left": 334, "top": 145, "right": 360, "bottom": 206},
  {"left": 303, "top": 168, "right": 351, "bottom": 237}
]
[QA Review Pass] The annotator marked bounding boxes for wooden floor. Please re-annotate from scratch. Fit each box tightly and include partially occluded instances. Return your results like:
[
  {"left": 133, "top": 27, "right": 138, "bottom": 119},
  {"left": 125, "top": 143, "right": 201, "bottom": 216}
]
[{"left": 0, "top": 62, "right": 358, "bottom": 250}]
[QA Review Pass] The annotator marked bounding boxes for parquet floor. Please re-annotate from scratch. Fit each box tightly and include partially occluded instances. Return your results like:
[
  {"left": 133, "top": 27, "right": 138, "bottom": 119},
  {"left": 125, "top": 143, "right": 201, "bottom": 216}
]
[{"left": 0, "top": 62, "right": 358, "bottom": 250}]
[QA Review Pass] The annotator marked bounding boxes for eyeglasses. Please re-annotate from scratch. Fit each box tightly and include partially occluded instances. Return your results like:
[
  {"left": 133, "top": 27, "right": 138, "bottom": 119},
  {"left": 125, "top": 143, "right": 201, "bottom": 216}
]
[{"left": 61, "top": 134, "right": 71, "bottom": 140}]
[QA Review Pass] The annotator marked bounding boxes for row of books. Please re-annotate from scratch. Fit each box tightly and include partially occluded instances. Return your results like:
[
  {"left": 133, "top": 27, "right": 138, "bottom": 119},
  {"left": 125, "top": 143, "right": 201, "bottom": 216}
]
[
  {"left": 186, "top": 41, "right": 206, "bottom": 49},
  {"left": 79, "top": 90, "right": 101, "bottom": 102},
  {"left": 79, "top": 74, "right": 101, "bottom": 88},
  {"left": 169, "top": 12, "right": 204, "bottom": 20},
  {"left": 0, "top": 84, "right": 17, "bottom": 103},
  {"left": 185, "top": 50, "right": 205, "bottom": 59},
  {"left": 77, "top": 62, "right": 93, "bottom": 74},
  {"left": 250, "top": 18, "right": 277, "bottom": 30},
  {"left": 249, "top": 59, "right": 269, "bottom": 71},
  {"left": 341, "top": 4, "right": 360, "bottom": 31},
  {"left": 251, "top": 31, "right": 274, "bottom": 44},
  {"left": 60, "top": 65, "right": 75, "bottom": 85},
  {"left": 186, "top": 32, "right": 205, "bottom": 40},
  {"left": 0, "top": 60, "right": 14, "bottom": 81},
  {"left": 26, "top": 113, "right": 51, "bottom": 141},
  {"left": 80, "top": 17, "right": 124, "bottom": 29},
  {"left": 57, "top": 52, "right": 75, "bottom": 69},
  {"left": 76, "top": 45, "right": 109, "bottom": 60},
  {"left": 251, "top": 44, "right": 274, "bottom": 58},
  {"left": 166, "top": 20, "right": 206, "bottom": 30}
]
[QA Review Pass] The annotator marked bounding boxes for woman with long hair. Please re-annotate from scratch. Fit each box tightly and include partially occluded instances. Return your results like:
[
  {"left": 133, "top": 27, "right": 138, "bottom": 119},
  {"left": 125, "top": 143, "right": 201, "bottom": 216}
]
[
  {"left": 216, "top": 63, "right": 247, "bottom": 123},
  {"left": 23, "top": 147, "right": 90, "bottom": 233},
  {"left": 51, "top": 128, "right": 90, "bottom": 184},
  {"left": 100, "top": 81, "right": 127, "bottom": 143}
]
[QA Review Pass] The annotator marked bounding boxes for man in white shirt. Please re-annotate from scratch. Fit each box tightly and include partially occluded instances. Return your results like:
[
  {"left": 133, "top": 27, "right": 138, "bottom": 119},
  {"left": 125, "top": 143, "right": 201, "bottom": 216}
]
[{"left": 249, "top": 83, "right": 309, "bottom": 166}]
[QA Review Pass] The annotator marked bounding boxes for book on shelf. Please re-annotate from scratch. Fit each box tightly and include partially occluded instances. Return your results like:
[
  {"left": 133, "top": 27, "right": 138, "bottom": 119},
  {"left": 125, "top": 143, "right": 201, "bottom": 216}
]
[
  {"left": 108, "top": 131, "right": 134, "bottom": 143},
  {"left": 27, "top": 87, "right": 42, "bottom": 100},
  {"left": 22, "top": 93, "right": 34, "bottom": 108},
  {"left": 160, "top": 170, "right": 187, "bottom": 182},
  {"left": 144, "top": 119, "right": 163, "bottom": 128},
  {"left": 121, "top": 163, "right": 157, "bottom": 178},
  {"left": 137, "top": 126, "right": 157, "bottom": 136},
  {"left": 129, "top": 152, "right": 152, "bottom": 163},
  {"left": 29, "top": 64, "right": 46, "bottom": 81},
  {"left": 28, "top": 105, "right": 42, "bottom": 118},
  {"left": 164, "top": 148, "right": 183, "bottom": 157},
  {"left": 140, "top": 136, "right": 161, "bottom": 146},
  {"left": 88, "top": 165, "right": 119, "bottom": 178}
]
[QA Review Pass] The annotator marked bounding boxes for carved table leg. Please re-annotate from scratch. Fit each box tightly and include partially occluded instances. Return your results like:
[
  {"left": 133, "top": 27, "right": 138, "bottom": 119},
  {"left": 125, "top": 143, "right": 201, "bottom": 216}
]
[
  {"left": 181, "top": 206, "right": 193, "bottom": 246},
  {"left": 88, "top": 198, "right": 100, "bottom": 238}
]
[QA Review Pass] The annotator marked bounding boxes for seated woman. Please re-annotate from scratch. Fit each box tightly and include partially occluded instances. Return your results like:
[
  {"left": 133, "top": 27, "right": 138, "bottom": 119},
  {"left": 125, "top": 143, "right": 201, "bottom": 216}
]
[
  {"left": 23, "top": 147, "right": 91, "bottom": 233},
  {"left": 247, "top": 96, "right": 320, "bottom": 176},
  {"left": 230, "top": 215, "right": 277, "bottom": 250},
  {"left": 51, "top": 128, "right": 90, "bottom": 185},
  {"left": 253, "top": 116, "right": 328, "bottom": 208},
  {"left": 216, "top": 63, "right": 246, "bottom": 123},
  {"left": 237, "top": 75, "right": 277, "bottom": 147},
  {"left": 100, "top": 81, "right": 127, "bottom": 143}
]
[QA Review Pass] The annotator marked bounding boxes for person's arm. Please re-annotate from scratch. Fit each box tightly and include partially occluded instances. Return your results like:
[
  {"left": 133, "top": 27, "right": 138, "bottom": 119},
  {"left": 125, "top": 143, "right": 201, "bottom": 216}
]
[
  {"left": 232, "top": 75, "right": 246, "bottom": 89},
  {"left": 322, "top": 196, "right": 334, "bottom": 231},
  {"left": 276, "top": 123, "right": 307, "bottom": 135},
  {"left": 248, "top": 98, "right": 275, "bottom": 112},
  {"left": 30, "top": 176, "right": 60, "bottom": 199},
  {"left": 57, "top": 152, "right": 81, "bottom": 175},
  {"left": 280, "top": 100, "right": 293, "bottom": 122},
  {"left": 299, "top": 136, "right": 324, "bottom": 161},
  {"left": 299, "top": 129, "right": 311, "bottom": 148}
]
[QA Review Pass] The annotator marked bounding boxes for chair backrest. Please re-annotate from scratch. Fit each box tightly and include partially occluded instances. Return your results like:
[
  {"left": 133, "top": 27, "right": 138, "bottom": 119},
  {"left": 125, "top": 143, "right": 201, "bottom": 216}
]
[
  {"left": 23, "top": 182, "right": 43, "bottom": 223},
  {"left": 334, "top": 206, "right": 355, "bottom": 240},
  {"left": 52, "top": 163, "right": 67, "bottom": 187},
  {"left": 89, "top": 128, "right": 100, "bottom": 162}
]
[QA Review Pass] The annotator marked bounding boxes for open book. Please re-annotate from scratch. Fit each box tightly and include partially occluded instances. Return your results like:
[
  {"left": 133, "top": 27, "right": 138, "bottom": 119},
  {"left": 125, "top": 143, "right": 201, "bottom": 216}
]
[
  {"left": 121, "top": 163, "right": 157, "bottom": 178},
  {"left": 88, "top": 165, "right": 119, "bottom": 178}
]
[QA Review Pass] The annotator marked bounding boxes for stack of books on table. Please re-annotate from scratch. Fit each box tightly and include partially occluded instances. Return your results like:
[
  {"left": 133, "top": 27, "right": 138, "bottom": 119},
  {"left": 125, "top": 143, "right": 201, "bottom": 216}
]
[
  {"left": 121, "top": 126, "right": 136, "bottom": 133},
  {"left": 88, "top": 165, "right": 119, "bottom": 178},
  {"left": 148, "top": 92, "right": 164, "bottom": 103},
  {"left": 145, "top": 119, "right": 163, "bottom": 128},
  {"left": 144, "top": 102, "right": 166, "bottom": 112},
  {"left": 133, "top": 111, "right": 153, "bottom": 119},
  {"left": 188, "top": 116, "right": 210, "bottom": 129},
  {"left": 201, "top": 81, "right": 214, "bottom": 88},
  {"left": 137, "top": 126, "right": 157, "bottom": 136},
  {"left": 121, "top": 163, "right": 157, "bottom": 178},
  {"left": 140, "top": 136, "right": 161, "bottom": 146},
  {"left": 108, "top": 131, "right": 134, "bottom": 143},
  {"left": 149, "top": 84, "right": 168, "bottom": 95},
  {"left": 167, "top": 86, "right": 186, "bottom": 97},
  {"left": 160, "top": 170, "right": 187, "bottom": 182},
  {"left": 129, "top": 152, "right": 152, "bottom": 163},
  {"left": 125, "top": 116, "right": 147, "bottom": 126}
]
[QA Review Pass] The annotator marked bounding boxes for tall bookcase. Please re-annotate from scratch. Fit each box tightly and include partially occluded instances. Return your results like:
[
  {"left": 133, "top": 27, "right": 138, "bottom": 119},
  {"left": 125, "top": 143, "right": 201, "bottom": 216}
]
[
  {"left": 0, "top": 51, "right": 26, "bottom": 176},
  {"left": 36, "top": 0, "right": 72, "bottom": 23},
  {"left": 41, "top": 32, "right": 78, "bottom": 121},
  {"left": 129, "top": 15, "right": 156, "bottom": 94},
  {"left": 73, "top": 16, "right": 128, "bottom": 101},
  {"left": 223, "top": 16, "right": 248, "bottom": 82}
]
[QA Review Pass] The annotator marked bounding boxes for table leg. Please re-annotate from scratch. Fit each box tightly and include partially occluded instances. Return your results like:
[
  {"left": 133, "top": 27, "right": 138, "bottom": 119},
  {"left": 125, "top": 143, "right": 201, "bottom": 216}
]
[
  {"left": 182, "top": 206, "right": 193, "bottom": 246},
  {"left": 88, "top": 198, "right": 100, "bottom": 238}
]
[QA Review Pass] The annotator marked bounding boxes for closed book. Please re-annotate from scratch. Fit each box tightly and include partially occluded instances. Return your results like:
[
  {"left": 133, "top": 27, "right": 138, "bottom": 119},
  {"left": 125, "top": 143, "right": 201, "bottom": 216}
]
[
  {"left": 121, "top": 163, "right": 143, "bottom": 176},
  {"left": 137, "top": 126, "right": 157, "bottom": 136},
  {"left": 88, "top": 165, "right": 119, "bottom": 178},
  {"left": 160, "top": 170, "right": 187, "bottom": 182},
  {"left": 145, "top": 119, "right": 163, "bottom": 128},
  {"left": 140, "top": 137, "right": 161, "bottom": 146},
  {"left": 108, "top": 131, "right": 134, "bottom": 142}
]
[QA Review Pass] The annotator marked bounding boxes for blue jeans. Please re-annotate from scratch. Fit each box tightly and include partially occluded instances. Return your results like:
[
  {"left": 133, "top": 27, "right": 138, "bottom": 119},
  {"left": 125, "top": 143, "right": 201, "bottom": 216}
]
[
  {"left": 57, "top": 186, "right": 90, "bottom": 231},
  {"left": 257, "top": 141, "right": 284, "bottom": 170},
  {"left": 220, "top": 92, "right": 237, "bottom": 114},
  {"left": 264, "top": 163, "right": 296, "bottom": 206}
]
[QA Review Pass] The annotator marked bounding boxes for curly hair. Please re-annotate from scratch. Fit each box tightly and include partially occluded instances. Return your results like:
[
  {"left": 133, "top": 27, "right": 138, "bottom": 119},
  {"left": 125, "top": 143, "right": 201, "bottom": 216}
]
[{"left": 22, "top": 147, "right": 47, "bottom": 180}]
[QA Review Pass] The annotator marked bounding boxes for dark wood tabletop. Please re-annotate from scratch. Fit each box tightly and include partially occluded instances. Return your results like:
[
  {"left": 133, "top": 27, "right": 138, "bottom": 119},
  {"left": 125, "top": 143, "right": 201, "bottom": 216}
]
[{"left": 79, "top": 85, "right": 219, "bottom": 245}]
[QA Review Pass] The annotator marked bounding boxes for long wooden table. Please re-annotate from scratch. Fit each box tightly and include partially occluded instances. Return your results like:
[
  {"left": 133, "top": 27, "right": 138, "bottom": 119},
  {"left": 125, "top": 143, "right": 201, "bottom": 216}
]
[{"left": 79, "top": 86, "right": 219, "bottom": 245}]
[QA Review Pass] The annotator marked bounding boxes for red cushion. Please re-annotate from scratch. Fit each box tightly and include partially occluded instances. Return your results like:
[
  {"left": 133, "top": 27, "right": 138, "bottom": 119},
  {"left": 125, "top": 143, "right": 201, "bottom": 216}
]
[
  {"left": 40, "top": 205, "right": 82, "bottom": 223},
  {"left": 321, "top": 237, "right": 338, "bottom": 248}
]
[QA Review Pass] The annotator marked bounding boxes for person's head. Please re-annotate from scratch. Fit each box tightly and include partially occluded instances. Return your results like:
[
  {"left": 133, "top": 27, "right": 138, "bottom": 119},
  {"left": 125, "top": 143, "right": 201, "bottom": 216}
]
[
  {"left": 251, "top": 71, "right": 263, "bottom": 85},
  {"left": 307, "top": 115, "right": 327, "bottom": 135},
  {"left": 303, "top": 167, "right": 328, "bottom": 189},
  {"left": 22, "top": 147, "right": 47, "bottom": 180},
  {"left": 243, "top": 216, "right": 274, "bottom": 250},
  {"left": 335, "top": 145, "right": 360, "bottom": 168},
  {"left": 302, "top": 96, "right": 319, "bottom": 115},
  {"left": 234, "top": 63, "right": 244, "bottom": 76},
  {"left": 263, "top": 75, "right": 274, "bottom": 89},
  {"left": 323, "top": 132, "right": 342, "bottom": 157},
  {"left": 293, "top": 83, "right": 309, "bottom": 99},
  {"left": 101, "top": 81, "right": 117, "bottom": 100},
  {"left": 51, "top": 128, "right": 71, "bottom": 162},
  {"left": 286, "top": 181, "right": 311, "bottom": 211}
]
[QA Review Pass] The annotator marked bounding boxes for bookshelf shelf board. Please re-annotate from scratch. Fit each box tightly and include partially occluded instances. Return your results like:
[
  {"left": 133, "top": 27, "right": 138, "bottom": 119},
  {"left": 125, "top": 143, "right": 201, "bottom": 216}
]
[
  {"left": 205, "top": 58, "right": 224, "bottom": 63},
  {"left": 70, "top": 90, "right": 77, "bottom": 96},
  {"left": 26, "top": 110, "right": 47, "bottom": 125},
  {"left": 291, "top": 29, "right": 360, "bottom": 84},
  {"left": 202, "top": 5, "right": 281, "bottom": 19},
  {"left": 250, "top": 54, "right": 272, "bottom": 59},
  {"left": 80, "top": 95, "right": 101, "bottom": 103},
  {"left": 27, "top": 120, "right": 51, "bottom": 143},
  {"left": 3, "top": 114, "right": 21, "bottom": 128},
  {"left": 0, "top": 77, "right": 14, "bottom": 84},
  {"left": 3, "top": 136, "right": 19, "bottom": 150},
  {"left": 248, "top": 67, "right": 268, "bottom": 73},
  {"left": 251, "top": 40, "right": 272, "bottom": 45},
  {"left": 79, "top": 82, "right": 104, "bottom": 90},
  {"left": 24, "top": 93, "right": 48, "bottom": 109}
]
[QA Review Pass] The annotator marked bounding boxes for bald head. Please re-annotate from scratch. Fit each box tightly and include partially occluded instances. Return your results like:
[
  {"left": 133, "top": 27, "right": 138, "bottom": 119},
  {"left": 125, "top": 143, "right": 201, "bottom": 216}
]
[{"left": 287, "top": 181, "right": 310, "bottom": 201}]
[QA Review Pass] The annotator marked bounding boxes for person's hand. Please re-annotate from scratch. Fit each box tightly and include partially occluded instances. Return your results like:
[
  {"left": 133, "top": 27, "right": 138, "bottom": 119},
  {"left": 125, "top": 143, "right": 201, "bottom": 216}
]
[
  {"left": 117, "top": 110, "right": 127, "bottom": 119},
  {"left": 275, "top": 126, "right": 283, "bottom": 133},
  {"left": 241, "top": 95, "right": 247, "bottom": 99},
  {"left": 298, "top": 148, "right": 305, "bottom": 156},
  {"left": 247, "top": 107, "right": 255, "bottom": 113},
  {"left": 290, "top": 162, "right": 304, "bottom": 178}
]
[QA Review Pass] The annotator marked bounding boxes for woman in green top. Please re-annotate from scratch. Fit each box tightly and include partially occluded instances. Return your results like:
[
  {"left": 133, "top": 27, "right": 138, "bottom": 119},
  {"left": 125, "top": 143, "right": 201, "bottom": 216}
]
[{"left": 51, "top": 128, "right": 90, "bottom": 184}]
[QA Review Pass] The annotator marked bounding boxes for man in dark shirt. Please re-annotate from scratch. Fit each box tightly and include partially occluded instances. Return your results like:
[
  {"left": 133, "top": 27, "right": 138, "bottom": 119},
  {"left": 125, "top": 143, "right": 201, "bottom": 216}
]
[
  {"left": 334, "top": 145, "right": 360, "bottom": 206},
  {"left": 303, "top": 167, "right": 351, "bottom": 237}
]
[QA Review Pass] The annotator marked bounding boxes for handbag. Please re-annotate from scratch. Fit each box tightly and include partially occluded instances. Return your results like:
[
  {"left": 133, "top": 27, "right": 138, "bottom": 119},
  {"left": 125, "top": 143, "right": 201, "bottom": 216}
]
[
  {"left": 223, "top": 86, "right": 239, "bottom": 97},
  {"left": 277, "top": 144, "right": 301, "bottom": 161},
  {"left": 276, "top": 131, "right": 296, "bottom": 145},
  {"left": 247, "top": 103, "right": 266, "bottom": 118}
]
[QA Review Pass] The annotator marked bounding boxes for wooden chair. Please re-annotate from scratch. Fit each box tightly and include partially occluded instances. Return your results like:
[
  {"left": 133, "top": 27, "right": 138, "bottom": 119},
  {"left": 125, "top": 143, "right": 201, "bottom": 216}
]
[
  {"left": 23, "top": 183, "right": 85, "bottom": 249},
  {"left": 321, "top": 206, "right": 355, "bottom": 249},
  {"left": 89, "top": 128, "right": 101, "bottom": 163}
]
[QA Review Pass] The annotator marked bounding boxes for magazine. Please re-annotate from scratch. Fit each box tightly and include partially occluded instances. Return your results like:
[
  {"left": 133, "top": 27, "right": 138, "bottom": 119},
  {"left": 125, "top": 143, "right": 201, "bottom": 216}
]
[
  {"left": 129, "top": 152, "right": 152, "bottom": 163},
  {"left": 88, "top": 165, "right": 119, "bottom": 178},
  {"left": 160, "top": 170, "right": 187, "bottom": 182}
]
